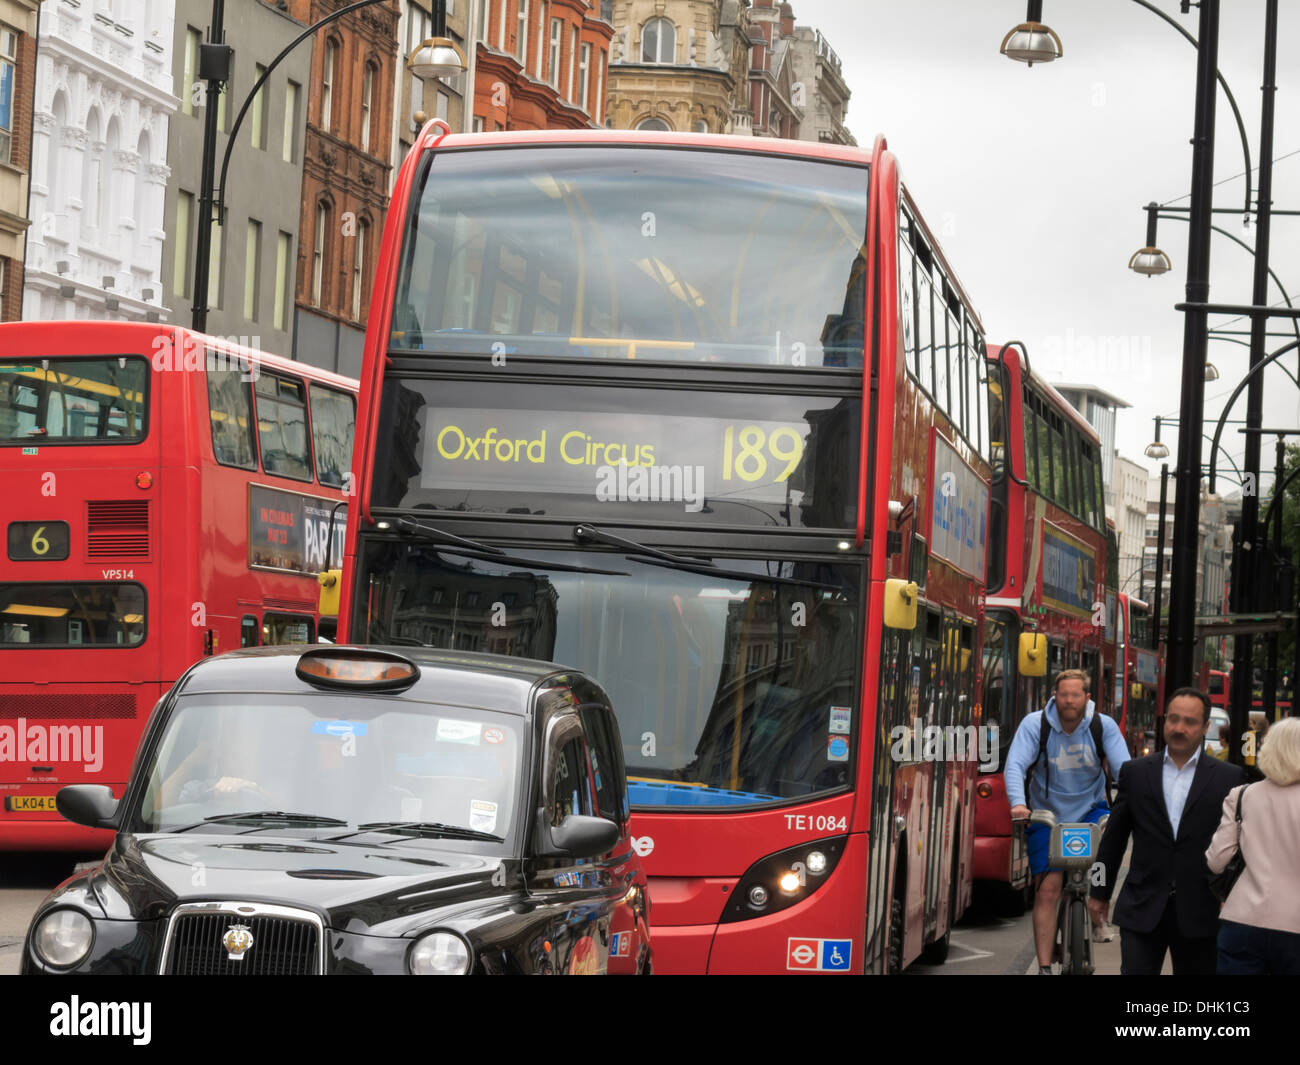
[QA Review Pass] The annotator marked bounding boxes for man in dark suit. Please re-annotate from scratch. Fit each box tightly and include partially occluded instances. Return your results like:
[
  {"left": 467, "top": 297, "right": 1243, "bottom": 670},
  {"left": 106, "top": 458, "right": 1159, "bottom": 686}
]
[{"left": 1088, "top": 687, "right": 1245, "bottom": 975}]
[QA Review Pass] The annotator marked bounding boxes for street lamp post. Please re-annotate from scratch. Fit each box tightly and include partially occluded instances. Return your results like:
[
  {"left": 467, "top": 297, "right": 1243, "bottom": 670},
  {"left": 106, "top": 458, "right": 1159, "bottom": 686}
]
[
  {"left": 1164, "top": 0, "right": 1220, "bottom": 695},
  {"left": 1228, "top": 0, "right": 1281, "bottom": 750},
  {"left": 190, "top": 0, "right": 465, "bottom": 333},
  {"left": 1145, "top": 417, "right": 1172, "bottom": 651}
]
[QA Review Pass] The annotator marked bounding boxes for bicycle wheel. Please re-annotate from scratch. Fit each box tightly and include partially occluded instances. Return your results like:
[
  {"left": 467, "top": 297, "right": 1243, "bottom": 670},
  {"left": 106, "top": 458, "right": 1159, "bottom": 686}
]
[{"left": 1066, "top": 897, "right": 1090, "bottom": 975}]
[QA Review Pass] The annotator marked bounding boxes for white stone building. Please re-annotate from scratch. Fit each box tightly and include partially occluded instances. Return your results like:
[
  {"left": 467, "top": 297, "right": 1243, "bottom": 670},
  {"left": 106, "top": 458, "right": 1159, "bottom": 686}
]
[
  {"left": 24, "top": 0, "right": 177, "bottom": 322},
  {"left": 1110, "top": 450, "right": 1148, "bottom": 595}
]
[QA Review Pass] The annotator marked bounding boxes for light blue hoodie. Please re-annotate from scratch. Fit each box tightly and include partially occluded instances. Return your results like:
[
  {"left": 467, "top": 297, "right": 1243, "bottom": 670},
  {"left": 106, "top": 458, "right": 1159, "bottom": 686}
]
[{"left": 1004, "top": 697, "right": 1131, "bottom": 822}]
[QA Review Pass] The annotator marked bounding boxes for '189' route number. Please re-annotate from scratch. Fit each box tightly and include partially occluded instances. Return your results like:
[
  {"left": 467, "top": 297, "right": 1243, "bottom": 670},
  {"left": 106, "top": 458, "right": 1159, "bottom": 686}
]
[{"left": 785, "top": 814, "right": 848, "bottom": 832}]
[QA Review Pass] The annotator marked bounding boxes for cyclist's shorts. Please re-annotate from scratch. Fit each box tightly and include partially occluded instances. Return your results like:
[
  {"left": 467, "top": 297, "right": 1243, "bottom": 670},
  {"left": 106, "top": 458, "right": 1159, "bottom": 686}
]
[{"left": 1028, "top": 802, "right": 1109, "bottom": 877}]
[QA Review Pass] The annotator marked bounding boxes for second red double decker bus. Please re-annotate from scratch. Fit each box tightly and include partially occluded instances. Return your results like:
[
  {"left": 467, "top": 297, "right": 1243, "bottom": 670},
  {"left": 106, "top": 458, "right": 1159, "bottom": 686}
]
[
  {"left": 338, "top": 124, "right": 999, "bottom": 973},
  {"left": 973, "top": 343, "right": 1109, "bottom": 902},
  {"left": 0, "top": 322, "right": 356, "bottom": 850}
]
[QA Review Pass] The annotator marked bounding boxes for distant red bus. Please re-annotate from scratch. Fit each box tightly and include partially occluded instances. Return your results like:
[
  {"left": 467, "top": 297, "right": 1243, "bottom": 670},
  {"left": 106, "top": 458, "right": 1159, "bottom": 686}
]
[
  {"left": 339, "top": 125, "right": 996, "bottom": 972},
  {"left": 973, "top": 344, "right": 1108, "bottom": 897},
  {"left": 1116, "top": 593, "right": 1158, "bottom": 755},
  {"left": 0, "top": 322, "right": 356, "bottom": 850}
]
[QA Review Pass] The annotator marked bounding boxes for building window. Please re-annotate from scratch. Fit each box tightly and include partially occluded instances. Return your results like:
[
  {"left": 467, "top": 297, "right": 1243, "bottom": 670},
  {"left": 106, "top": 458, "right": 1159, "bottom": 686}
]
[
  {"left": 173, "top": 191, "right": 193, "bottom": 299},
  {"left": 283, "top": 80, "right": 299, "bottom": 161},
  {"left": 578, "top": 42, "right": 590, "bottom": 111},
  {"left": 516, "top": 0, "right": 529, "bottom": 66},
  {"left": 216, "top": 54, "right": 230, "bottom": 132},
  {"left": 595, "top": 54, "right": 604, "bottom": 124},
  {"left": 476, "top": 0, "right": 488, "bottom": 44},
  {"left": 312, "top": 202, "right": 329, "bottom": 306},
  {"left": 407, "top": 1, "right": 431, "bottom": 55},
  {"left": 274, "top": 231, "right": 292, "bottom": 331},
  {"left": 207, "top": 219, "right": 222, "bottom": 309},
  {"left": 637, "top": 117, "right": 670, "bottom": 131},
  {"left": 322, "top": 40, "right": 337, "bottom": 131},
  {"left": 642, "top": 17, "right": 675, "bottom": 63},
  {"left": 244, "top": 219, "right": 262, "bottom": 320},
  {"left": 548, "top": 18, "right": 562, "bottom": 87},
  {"left": 0, "top": 27, "right": 16, "bottom": 165},
  {"left": 569, "top": 26, "right": 578, "bottom": 101},
  {"left": 361, "top": 63, "right": 375, "bottom": 152},
  {"left": 182, "top": 27, "right": 201, "bottom": 116},
  {"left": 351, "top": 220, "right": 367, "bottom": 319},
  {"left": 250, "top": 63, "right": 267, "bottom": 148}
]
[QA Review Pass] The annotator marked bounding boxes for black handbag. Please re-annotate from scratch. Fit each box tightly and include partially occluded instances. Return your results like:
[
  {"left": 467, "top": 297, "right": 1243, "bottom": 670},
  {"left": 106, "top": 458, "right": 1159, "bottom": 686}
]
[{"left": 1209, "top": 784, "right": 1251, "bottom": 904}]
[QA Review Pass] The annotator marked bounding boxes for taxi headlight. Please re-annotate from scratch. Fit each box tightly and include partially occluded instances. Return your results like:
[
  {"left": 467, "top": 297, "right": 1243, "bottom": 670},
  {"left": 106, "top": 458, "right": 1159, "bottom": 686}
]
[
  {"left": 32, "top": 909, "right": 94, "bottom": 969},
  {"left": 409, "top": 931, "right": 471, "bottom": 975}
]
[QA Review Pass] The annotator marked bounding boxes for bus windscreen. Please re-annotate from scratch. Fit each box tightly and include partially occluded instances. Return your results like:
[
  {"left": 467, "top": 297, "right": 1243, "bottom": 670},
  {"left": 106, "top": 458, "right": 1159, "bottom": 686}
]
[
  {"left": 0, "top": 357, "right": 148, "bottom": 444},
  {"left": 356, "top": 543, "right": 860, "bottom": 808},
  {"left": 392, "top": 146, "right": 868, "bottom": 368}
]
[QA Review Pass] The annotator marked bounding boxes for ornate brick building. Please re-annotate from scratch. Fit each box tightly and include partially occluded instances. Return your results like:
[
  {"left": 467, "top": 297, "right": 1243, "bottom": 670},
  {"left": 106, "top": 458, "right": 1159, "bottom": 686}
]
[
  {"left": 471, "top": 0, "right": 613, "bottom": 131},
  {"left": 287, "top": 0, "right": 399, "bottom": 376}
]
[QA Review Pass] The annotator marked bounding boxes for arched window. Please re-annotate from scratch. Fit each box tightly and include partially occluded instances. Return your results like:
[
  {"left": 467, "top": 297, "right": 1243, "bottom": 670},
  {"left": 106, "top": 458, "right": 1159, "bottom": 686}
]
[
  {"left": 103, "top": 118, "right": 121, "bottom": 239},
  {"left": 641, "top": 17, "right": 675, "bottom": 63},
  {"left": 351, "top": 217, "right": 369, "bottom": 320},
  {"left": 134, "top": 130, "right": 151, "bottom": 252},
  {"left": 48, "top": 93, "right": 68, "bottom": 220},
  {"left": 83, "top": 110, "right": 102, "bottom": 233},
  {"left": 322, "top": 40, "right": 338, "bottom": 130},
  {"left": 312, "top": 200, "right": 330, "bottom": 306},
  {"left": 637, "top": 117, "right": 671, "bottom": 132},
  {"left": 361, "top": 62, "right": 376, "bottom": 153}
]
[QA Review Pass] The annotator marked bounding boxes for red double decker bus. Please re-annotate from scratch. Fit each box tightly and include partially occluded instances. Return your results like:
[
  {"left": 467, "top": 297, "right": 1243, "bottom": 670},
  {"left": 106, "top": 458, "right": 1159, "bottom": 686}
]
[
  {"left": 0, "top": 322, "right": 356, "bottom": 850},
  {"left": 973, "top": 344, "right": 1108, "bottom": 902},
  {"left": 339, "top": 124, "right": 997, "bottom": 973}
]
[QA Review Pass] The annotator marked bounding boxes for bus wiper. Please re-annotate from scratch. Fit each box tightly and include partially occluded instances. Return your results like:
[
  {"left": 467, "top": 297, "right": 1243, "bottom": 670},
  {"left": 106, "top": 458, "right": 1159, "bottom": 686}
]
[
  {"left": 395, "top": 517, "right": 506, "bottom": 555},
  {"left": 171, "top": 811, "right": 350, "bottom": 832},
  {"left": 347, "top": 820, "right": 504, "bottom": 843},
  {"left": 573, "top": 523, "right": 842, "bottom": 590},
  {"left": 393, "top": 516, "right": 630, "bottom": 576}
]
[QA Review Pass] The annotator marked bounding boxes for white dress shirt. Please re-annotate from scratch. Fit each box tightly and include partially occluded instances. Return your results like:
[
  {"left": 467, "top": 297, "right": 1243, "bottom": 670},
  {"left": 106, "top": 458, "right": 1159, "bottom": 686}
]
[{"left": 1162, "top": 745, "right": 1201, "bottom": 837}]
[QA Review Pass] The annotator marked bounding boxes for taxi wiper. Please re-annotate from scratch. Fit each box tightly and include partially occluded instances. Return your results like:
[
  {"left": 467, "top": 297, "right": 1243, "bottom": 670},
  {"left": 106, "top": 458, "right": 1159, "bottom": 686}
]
[
  {"left": 392, "top": 516, "right": 629, "bottom": 576},
  {"left": 347, "top": 820, "right": 504, "bottom": 842},
  {"left": 573, "top": 523, "right": 841, "bottom": 590},
  {"left": 171, "top": 811, "right": 349, "bottom": 832}
]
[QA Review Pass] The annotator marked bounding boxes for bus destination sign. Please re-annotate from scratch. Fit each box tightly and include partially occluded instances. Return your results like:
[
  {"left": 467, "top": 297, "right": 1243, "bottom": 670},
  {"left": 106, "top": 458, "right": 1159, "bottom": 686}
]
[{"left": 420, "top": 407, "right": 809, "bottom": 512}]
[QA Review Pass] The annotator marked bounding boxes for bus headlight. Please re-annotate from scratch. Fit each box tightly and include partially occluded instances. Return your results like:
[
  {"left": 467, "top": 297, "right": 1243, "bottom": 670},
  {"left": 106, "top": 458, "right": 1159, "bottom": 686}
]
[
  {"left": 32, "top": 909, "right": 94, "bottom": 969},
  {"left": 409, "top": 931, "right": 472, "bottom": 975},
  {"left": 722, "top": 837, "right": 847, "bottom": 923}
]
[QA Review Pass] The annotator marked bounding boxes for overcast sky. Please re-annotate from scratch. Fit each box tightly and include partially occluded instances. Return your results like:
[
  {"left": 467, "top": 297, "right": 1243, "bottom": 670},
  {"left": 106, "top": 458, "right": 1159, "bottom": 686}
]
[{"left": 792, "top": 0, "right": 1300, "bottom": 491}]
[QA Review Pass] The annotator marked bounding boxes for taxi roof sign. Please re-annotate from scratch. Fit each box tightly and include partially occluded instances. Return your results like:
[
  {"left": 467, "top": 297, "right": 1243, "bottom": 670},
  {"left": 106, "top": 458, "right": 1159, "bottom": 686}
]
[{"left": 296, "top": 648, "right": 420, "bottom": 691}]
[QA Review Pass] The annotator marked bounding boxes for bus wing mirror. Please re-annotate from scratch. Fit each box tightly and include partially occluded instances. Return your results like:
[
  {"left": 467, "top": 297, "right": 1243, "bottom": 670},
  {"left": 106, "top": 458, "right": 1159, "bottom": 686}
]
[
  {"left": 317, "top": 569, "right": 341, "bottom": 617},
  {"left": 56, "top": 785, "right": 120, "bottom": 830},
  {"left": 882, "top": 579, "right": 918, "bottom": 630},
  {"left": 1019, "top": 632, "right": 1047, "bottom": 677}
]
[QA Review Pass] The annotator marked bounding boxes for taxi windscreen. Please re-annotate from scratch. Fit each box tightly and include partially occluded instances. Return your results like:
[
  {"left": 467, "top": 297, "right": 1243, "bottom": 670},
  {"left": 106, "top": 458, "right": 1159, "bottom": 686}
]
[{"left": 134, "top": 694, "right": 521, "bottom": 841}]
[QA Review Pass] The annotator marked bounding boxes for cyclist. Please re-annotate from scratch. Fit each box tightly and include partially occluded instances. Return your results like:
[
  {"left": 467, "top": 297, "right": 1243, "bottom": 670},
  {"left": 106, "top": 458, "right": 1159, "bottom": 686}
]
[{"left": 1005, "top": 668, "right": 1130, "bottom": 974}]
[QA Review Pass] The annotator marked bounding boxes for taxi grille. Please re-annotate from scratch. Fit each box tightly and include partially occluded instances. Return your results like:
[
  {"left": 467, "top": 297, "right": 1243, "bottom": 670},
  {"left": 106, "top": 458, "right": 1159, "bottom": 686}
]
[{"left": 163, "top": 909, "right": 322, "bottom": 975}]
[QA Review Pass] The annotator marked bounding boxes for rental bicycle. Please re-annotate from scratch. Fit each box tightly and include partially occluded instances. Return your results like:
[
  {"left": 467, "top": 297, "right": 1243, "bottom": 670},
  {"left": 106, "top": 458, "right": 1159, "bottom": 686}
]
[{"left": 1027, "top": 809, "right": 1107, "bottom": 975}]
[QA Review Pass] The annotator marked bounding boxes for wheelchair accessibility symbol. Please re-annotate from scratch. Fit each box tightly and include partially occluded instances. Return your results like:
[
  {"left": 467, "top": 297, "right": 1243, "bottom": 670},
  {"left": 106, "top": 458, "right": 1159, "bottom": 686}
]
[{"left": 1062, "top": 827, "right": 1092, "bottom": 858}]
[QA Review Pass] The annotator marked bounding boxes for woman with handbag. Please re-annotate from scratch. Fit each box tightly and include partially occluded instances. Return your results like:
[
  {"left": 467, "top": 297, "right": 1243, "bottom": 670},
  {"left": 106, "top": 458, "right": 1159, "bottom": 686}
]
[{"left": 1206, "top": 717, "right": 1300, "bottom": 974}]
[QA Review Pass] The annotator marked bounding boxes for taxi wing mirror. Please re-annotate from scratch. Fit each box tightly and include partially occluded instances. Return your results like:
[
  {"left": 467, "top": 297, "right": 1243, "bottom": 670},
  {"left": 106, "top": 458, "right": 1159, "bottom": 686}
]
[
  {"left": 883, "top": 579, "right": 918, "bottom": 630},
  {"left": 317, "top": 568, "right": 341, "bottom": 617},
  {"left": 534, "top": 810, "right": 620, "bottom": 860},
  {"left": 1019, "top": 632, "right": 1047, "bottom": 677},
  {"left": 56, "top": 785, "right": 121, "bottom": 830}
]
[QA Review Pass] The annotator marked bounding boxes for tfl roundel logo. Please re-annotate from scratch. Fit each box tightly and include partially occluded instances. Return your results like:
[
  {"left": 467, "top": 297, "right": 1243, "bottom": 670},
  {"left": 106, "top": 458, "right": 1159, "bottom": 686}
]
[{"left": 787, "top": 937, "right": 852, "bottom": 972}]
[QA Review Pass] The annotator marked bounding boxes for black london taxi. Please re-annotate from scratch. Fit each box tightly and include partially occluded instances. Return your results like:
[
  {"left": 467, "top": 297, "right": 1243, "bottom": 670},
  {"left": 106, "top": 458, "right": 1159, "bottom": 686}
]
[{"left": 22, "top": 646, "right": 651, "bottom": 975}]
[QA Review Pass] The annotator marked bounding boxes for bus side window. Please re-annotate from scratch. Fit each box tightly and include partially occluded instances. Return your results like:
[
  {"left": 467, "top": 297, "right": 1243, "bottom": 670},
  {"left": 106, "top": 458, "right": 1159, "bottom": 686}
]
[
  {"left": 255, "top": 373, "right": 312, "bottom": 481},
  {"left": 240, "top": 615, "right": 259, "bottom": 648},
  {"left": 263, "top": 612, "right": 314, "bottom": 644},
  {"left": 206, "top": 355, "right": 258, "bottom": 469},
  {"left": 310, "top": 384, "right": 355, "bottom": 488}
]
